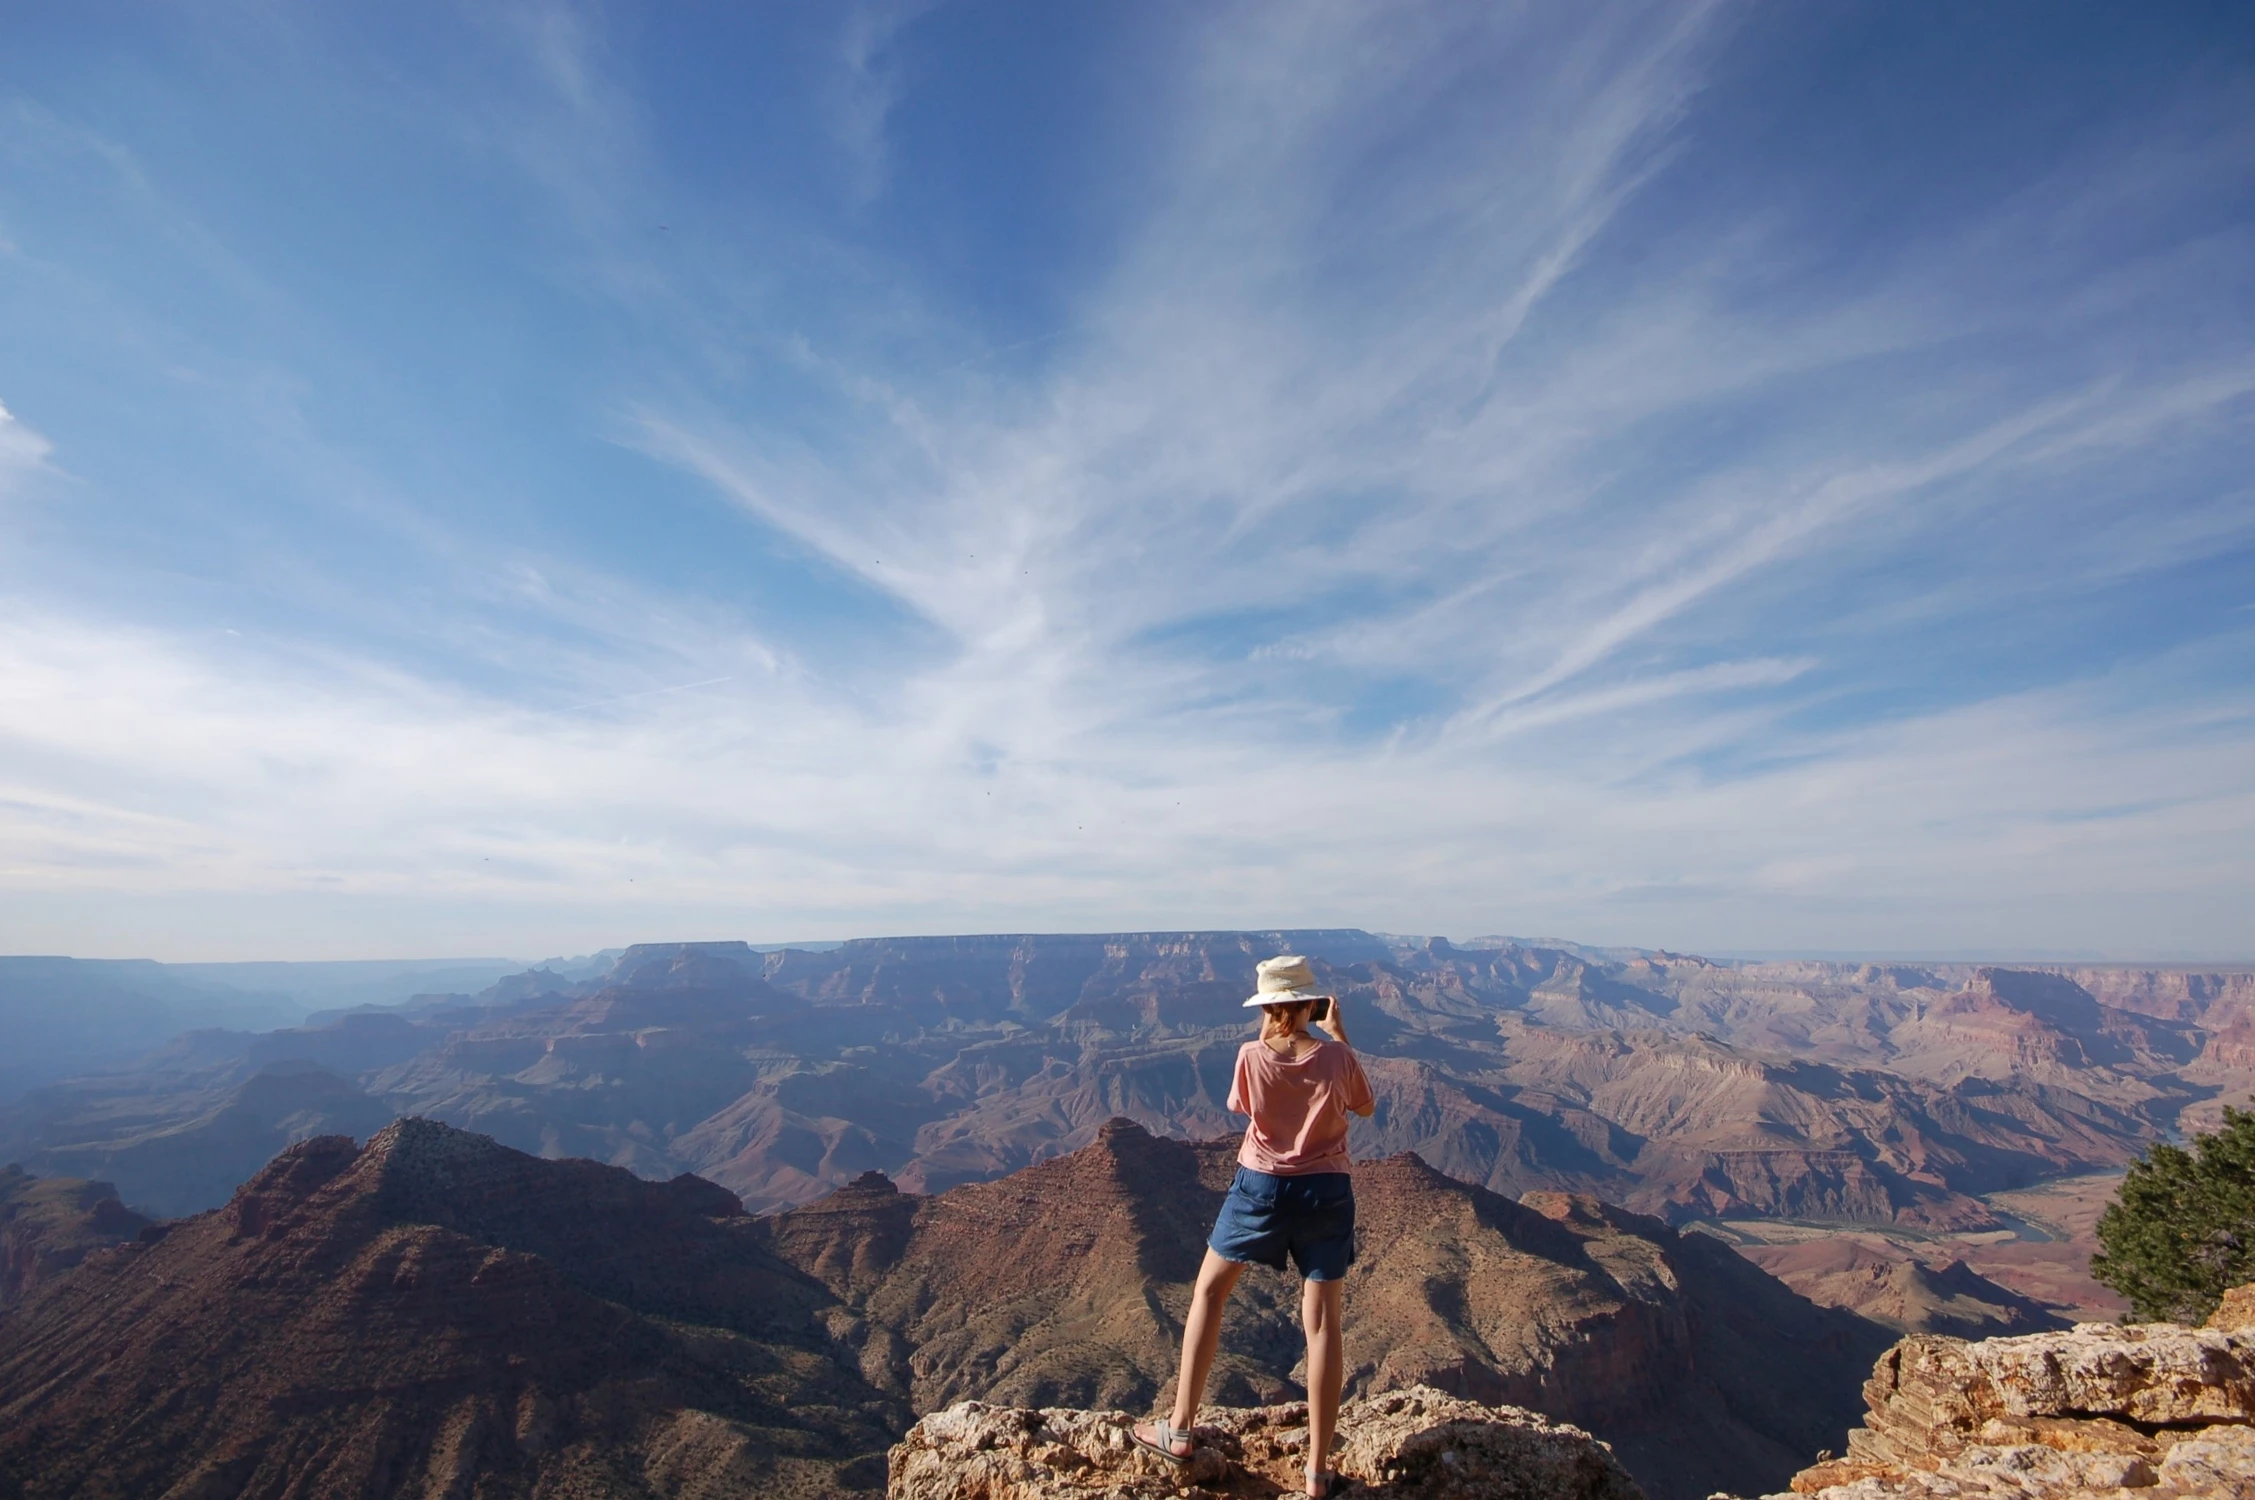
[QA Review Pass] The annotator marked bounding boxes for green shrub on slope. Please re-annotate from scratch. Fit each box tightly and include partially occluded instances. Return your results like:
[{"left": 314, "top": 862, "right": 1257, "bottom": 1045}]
[{"left": 2092, "top": 1106, "right": 2255, "bottom": 1324}]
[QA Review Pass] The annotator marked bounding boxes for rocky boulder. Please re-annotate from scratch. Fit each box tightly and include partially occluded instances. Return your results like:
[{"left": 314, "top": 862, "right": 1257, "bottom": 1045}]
[
  {"left": 887, "top": 1385, "right": 1644, "bottom": 1500},
  {"left": 2211, "top": 1283, "right": 2255, "bottom": 1332},
  {"left": 1771, "top": 1288, "right": 2255, "bottom": 1498}
]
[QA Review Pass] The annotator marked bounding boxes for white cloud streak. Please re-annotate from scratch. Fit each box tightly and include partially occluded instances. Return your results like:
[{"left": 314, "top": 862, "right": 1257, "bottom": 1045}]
[
  {"left": 0, "top": 2, "right": 2249, "bottom": 958},
  {"left": 0, "top": 400, "right": 52, "bottom": 487},
  {"left": 829, "top": 0, "right": 941, "bottom": 205},
  {"left": 1, "top": 600, "right": 2247, "bottom": 959}
]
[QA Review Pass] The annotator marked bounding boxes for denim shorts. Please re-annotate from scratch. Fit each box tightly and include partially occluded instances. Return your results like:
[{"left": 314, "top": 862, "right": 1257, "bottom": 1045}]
[{"left": 1208, "top": 1167, "right": 1356, "bottom": 1281}]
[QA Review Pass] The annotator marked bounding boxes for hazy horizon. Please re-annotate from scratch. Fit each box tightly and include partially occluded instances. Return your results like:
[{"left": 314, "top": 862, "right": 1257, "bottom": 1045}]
[
  {"left": 3, "top": 5, "right": 2250, "bottom": 960},
  {"left": 11, "top": 930, "right": 2254, "bottom": 971}
]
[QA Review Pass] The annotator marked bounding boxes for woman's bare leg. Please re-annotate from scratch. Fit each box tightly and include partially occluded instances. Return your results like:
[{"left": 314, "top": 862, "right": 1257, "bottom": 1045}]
[
  {"left": 1301, "top": 1275, "right": 1345, "bottom": 1492},
  {"left": 1168, "top": 1250, "right": 1246, "bottom": 1431}
]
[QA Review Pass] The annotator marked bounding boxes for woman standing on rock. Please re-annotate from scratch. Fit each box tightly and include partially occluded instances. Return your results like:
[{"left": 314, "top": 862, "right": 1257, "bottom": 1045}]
[{"left": 1134, "top": 954, "right": 1377, "bottom": 1499}]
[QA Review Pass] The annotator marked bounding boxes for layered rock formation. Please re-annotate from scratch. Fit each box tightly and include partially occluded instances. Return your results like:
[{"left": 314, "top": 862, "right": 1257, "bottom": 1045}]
[
  {"left": 887, "top": 1386, "right": 1645, "bottom": 1500},
  {"left": 2, "top": 934, "right": 2183, "bottom": 1238},
  {"left": 3, "top": 1114, "right": 1864, "bottom": 1500},
  {"left": 0, "top": 1163, "right": 150, "bottom": 1308},
  {"left": 1448, "top": 1020, "right": 2144, "bottom": 1231},
  {"left": 1735, "top": 1238, "right": 2065, "bottom": 1338},
  {"left": 1767, "top": 1294, "right": 2255, "bottom": 1498},
  {"left": 0, "top": 1119, "right": 901, "bottom": 1498},
  {"left": 2066, "top": 968, "right": 2255, "bottom": 1131},
  {"left": 756, "top": 1118, "right": 1891, "bottom": 1500}
]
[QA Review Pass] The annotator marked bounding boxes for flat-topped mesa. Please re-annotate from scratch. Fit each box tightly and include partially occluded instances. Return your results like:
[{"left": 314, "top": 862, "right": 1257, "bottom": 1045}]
[
  {"left": 607, "top": 940, "right": 764, "bottom": 988},
  {"left": 1772, "top": 1287, "right": 2255, "bottom": 1499},
  {"left": 888, "top": 1386, "right": 1645, "bottom": 1500}
]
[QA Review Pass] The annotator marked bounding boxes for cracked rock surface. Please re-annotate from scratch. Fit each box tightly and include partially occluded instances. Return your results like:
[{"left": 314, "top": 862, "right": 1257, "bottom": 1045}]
[
  {"left": 886, "top": 1384, "right": 1645, "bottom": 1499},
  {"left": 1761, "top": 1291, "right": 2255, "bottom": 1500}
]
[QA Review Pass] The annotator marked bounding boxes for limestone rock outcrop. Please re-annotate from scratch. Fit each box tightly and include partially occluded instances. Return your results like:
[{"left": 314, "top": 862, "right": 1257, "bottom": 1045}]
[
  {"left": 886, "top": 1386, "right": 1645, "bottom": 1500},
  {"left": 2211, "top": 1284, "right": 2255, "bottom": 1332},
  {"left": 1770, "top": 1292, "right": 2255, "bottom": 1498}
]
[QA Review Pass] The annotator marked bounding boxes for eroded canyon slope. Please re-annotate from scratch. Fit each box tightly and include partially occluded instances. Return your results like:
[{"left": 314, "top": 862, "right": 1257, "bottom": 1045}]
[
  {"left": 0, "top": 1163, "right": 149, "bottom": 1308},
  {"left": 3, "top": 933, "right": 2241, "bottom": 1240},
  {"left": 755, "top": 1118, "right": 1891, "bottom": 1500},
  {"left": 1728, "top": 1237, "right": 2065, "bottom": 1339},
  {"left": 0, "top": 1119, "right": 902, "bottom": 1499},
  {"left": 0, "top": 1118, "right": 1878, "bottom": 1500}
]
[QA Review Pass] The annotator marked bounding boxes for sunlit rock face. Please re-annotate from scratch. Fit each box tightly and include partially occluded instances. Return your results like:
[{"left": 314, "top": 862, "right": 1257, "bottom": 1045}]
[
  {"left": 886, "top": 1386, "right": 1646, "bottom": 1500},
  {"left": 1770, "top": 1290, "right": 2255, "bottom": 1500}
]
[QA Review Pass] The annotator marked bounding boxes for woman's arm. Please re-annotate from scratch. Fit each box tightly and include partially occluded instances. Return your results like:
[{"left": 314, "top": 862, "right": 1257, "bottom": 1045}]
[{"left": 1317, "top": 1000, "right": 1378, "bottom": 1118}]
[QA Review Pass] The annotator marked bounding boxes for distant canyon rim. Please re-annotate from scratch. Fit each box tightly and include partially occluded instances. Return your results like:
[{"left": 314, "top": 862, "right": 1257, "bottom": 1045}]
[
  {"left": 5, "top": 928, "right": 2250, "bottom": 1335},
  {"left": 6, "top": 930, "right": 2255, "bottom": 1498}
]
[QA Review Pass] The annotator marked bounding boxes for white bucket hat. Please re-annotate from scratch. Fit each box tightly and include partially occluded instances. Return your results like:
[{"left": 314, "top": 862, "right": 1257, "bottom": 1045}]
[{"left": 1243, "top": 954, "right": 1333, "bottom": 1007}]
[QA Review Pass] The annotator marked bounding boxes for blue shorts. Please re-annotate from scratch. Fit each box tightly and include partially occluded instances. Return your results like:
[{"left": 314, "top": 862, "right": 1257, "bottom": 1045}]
[{"left": 1208, "top": 1167, "right": 1356, "bottom": 1281}]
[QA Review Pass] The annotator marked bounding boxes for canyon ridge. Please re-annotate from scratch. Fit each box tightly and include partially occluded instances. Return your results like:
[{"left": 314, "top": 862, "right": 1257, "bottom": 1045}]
[
  {"left": 3, "top": 929, "right": 2251, "bottom": 1496},
  {"left": 7, "top": 930, "right": 2243, "bottom": 1328}
]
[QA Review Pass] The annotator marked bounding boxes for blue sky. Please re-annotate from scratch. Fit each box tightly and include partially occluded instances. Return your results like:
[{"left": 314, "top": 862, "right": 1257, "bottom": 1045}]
[{"left": 0, "top": 2, "right": 2250, "bottom": 961}]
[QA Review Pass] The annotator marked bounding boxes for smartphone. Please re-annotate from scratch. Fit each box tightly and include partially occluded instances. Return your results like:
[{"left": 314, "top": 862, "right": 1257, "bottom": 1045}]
[{"left": 1310, "top": 996, "right": 1331, "bottom": 1024}]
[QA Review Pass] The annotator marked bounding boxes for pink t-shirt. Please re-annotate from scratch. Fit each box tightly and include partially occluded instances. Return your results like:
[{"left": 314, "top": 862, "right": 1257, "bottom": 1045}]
[{"left": 1228, "top": 1037, "right": 1375, "bottom": 1176}]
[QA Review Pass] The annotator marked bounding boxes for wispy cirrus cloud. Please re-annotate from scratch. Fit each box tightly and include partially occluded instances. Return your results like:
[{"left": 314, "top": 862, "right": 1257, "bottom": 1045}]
[
  {"left": 0, "top": 400, "right": 52, "bottom": 487},
  {"left": 0, "top": 1, "right": 2248, "bottom": 958},
  {"left": 828, "top": 0, "right": 942, "bottom": 204}
]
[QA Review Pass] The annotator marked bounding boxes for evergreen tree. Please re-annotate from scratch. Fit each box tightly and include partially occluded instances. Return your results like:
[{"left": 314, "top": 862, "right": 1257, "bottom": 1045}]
[{"left": 2092, "top": 1107, "right": 2255, "bottom": 1324}]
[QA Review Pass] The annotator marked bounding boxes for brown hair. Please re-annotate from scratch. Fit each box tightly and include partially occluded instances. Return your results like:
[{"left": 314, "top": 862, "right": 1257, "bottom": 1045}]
[{"left": 1258, "top": 999, "right": 1311, "bottom": 1043}]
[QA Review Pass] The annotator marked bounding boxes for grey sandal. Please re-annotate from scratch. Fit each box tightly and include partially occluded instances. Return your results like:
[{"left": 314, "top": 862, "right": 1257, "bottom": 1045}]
[{"left": 1131, "top": 1418, "right": 1196, "bottom": 1464}]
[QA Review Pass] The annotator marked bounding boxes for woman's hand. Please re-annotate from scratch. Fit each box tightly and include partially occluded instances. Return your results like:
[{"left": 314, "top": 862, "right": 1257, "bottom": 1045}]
[{"left": 1316, "top": 997, "right": 1350, "bottom": 1046}]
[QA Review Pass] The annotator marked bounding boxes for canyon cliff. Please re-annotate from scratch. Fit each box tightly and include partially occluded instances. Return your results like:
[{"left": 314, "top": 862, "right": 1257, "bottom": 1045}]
[
  {"left": 4, "top": 933, "right": 2209, "bottom": 1244},
  {"left": 0, "top": 1120, "right": 901, "bottom": 1498},
  {"left": 0, "top": 1116, "right": 1882, "bottom": 1500},
  {"left": 0, "top": 1163, "right": 149, "bottom": 1308},
  {"left": 868, "top": 1294, "right": 2255, "bottom": 1500},
  {"left": 755, "top": 1117, "right": 1891, "bottom": 1500},
  {"left": 10, "top": 1115, "right": 2248, "bottom": 1500},
  {"left": 1768, "top": 1290, "right": 2255, "bottom": 1498}
]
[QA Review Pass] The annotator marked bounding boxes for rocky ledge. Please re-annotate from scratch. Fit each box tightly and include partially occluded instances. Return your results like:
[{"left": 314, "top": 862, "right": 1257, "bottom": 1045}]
[
  {"left": 887, "top": 1385, "right": 1644, "bottom": 1499},
  {"left": 1767, "top": 1290, "right": 2255, "bottom": 1499}
]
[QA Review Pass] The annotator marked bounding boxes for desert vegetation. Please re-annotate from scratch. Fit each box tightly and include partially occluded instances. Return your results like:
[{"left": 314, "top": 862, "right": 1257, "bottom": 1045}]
[{"left": 2092, "top": 1106, "right": 2255, "bottom": 1324}]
